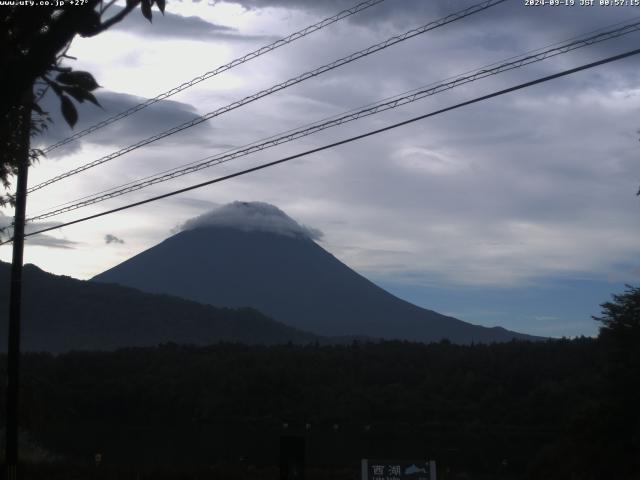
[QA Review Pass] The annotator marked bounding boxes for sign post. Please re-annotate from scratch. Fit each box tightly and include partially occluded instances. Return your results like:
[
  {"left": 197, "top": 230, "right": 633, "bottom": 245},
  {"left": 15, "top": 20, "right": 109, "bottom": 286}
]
[
  {"left": 361, "top": 459, "right": 436, "bottom": 480},
  {"left": 280, "top": 435, "right": 305, "bottom": 480}
]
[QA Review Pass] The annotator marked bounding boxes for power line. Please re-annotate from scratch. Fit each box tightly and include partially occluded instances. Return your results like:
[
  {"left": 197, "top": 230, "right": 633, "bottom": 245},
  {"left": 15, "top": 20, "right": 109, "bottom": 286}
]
[
  {"left": 26, "top": 19, "right": 640, "bottom": 222},
  {"left": 41, "top": 0, "right": 386, "bottom": 154},
  {"left": 28, "top": 0, "right": 508, "bottom": 193},
  {"left": 4, "top": 46, "right": 638, "bottom": 245},
  {"left": 32, "top": 15, "right": 640, "bottom": 218}
]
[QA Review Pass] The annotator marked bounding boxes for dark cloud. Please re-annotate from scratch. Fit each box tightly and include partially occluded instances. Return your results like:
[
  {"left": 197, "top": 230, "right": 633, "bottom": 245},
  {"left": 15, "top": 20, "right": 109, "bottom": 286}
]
[
  {"left": 109, "top": 6, "right": 276, "bottom": 42},
  {"left": 25, "top": 234, "right": 78, "bottom": 250},
  {"left": 0, "top": 212, "right": 78, "bottom": 249},
  {"left": 227, "top": 0, "right": 515, "bottom": 25},
  {"left": 105, "top": 234, "right": 125, "bottom": 245},
  {"left": 33, "top": 89, "right": 217, "bottom": 158},
  {"left": 111, "top": 6, "right": 233, "bottom": 38},
  {"left": 224, "top": 0, "right": 632, "bottom": 27},
  {"left": 219, "top": 0, "right": 343, "bottom": 11},
  {"left": 223, "top": 0, "right": 637, "bottom": 57}
]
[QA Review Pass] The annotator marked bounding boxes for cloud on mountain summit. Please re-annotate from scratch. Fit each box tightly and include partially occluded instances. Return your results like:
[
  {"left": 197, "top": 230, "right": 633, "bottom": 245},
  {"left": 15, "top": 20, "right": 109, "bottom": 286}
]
[{"left": 180, "top": 201, "right": 323, "bottom": 240}]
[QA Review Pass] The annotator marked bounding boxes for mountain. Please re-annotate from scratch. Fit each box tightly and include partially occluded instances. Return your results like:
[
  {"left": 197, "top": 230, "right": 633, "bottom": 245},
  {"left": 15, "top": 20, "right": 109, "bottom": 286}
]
[
  {"left": 0, "top": 261, "right": 320, "bottom": 352},
  {"left": 93, "top": 202, "right": 539, "bottom": 343}
]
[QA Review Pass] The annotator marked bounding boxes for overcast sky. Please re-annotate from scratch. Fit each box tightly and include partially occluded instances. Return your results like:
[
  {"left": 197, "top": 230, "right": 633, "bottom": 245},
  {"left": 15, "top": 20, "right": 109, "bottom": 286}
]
[{"left": 2, "top": 0, "right": 640, "bottom": 337}]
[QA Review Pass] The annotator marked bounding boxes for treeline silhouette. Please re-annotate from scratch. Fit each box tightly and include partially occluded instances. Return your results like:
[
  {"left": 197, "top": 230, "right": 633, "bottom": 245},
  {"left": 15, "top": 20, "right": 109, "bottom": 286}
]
[{"left": 0, "top": 334, "right": 636, "bottom": 479}]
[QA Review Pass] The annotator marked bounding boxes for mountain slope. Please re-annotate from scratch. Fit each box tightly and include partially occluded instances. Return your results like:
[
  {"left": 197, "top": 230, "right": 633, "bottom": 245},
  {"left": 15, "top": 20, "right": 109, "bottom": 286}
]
[
  {"left": 0, "top": 261, "right": 320, "bottom": 352},
  {"left": 93, "top": 218, "right": 538, "bottom": 343}
]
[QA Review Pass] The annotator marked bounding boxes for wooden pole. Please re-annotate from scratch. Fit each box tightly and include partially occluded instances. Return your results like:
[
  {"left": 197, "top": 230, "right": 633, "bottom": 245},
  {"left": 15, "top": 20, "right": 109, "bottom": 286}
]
[{"left": 5, "top": 100, "right": 31, "bottom": 480}]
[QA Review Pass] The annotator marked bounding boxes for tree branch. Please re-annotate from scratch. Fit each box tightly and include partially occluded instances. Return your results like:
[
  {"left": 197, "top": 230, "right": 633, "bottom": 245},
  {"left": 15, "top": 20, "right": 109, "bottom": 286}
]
[
  {"left": 90, "top": 1, "right": 139, "bottom": 36},
  {"left": 100, "top": 0, "right": 118, "bottom": 15}
]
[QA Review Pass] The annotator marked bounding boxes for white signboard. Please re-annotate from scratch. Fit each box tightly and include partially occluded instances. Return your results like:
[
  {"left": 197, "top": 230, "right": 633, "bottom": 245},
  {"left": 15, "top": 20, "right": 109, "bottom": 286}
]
[{"left": 361, "top": 459, "right": 436, "bottom": 480}]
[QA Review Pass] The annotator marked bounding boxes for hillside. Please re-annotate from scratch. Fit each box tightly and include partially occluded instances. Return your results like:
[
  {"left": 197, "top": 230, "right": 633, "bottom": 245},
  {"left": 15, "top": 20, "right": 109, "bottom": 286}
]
[{"left": 0, "top": 261, "right": 319, "bottom": 352}]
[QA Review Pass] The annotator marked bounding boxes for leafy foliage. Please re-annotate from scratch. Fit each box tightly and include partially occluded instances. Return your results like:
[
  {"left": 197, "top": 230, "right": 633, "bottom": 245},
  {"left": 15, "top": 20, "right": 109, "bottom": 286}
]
[
  {"left": 594, "top": 285, "right": 640, "bottom": 337},
  {"left": 589, "top": 286, "right": 640, "bottom": 477},
  {"left": 46, "top": 69, "right": 102, "bottom": 129}
]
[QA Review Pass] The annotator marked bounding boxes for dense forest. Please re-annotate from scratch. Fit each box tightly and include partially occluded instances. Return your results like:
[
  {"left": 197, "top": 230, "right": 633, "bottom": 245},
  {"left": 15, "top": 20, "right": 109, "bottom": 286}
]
[
  {"left": 0, "top": 286, "right": 637, "bottom": 479},
  {"left": 0, "top": 338, "right": 634, "bottom": 479}
]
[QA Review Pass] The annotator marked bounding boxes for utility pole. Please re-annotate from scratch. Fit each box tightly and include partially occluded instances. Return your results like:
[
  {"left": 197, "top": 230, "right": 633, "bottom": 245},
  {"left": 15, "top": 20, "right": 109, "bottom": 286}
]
[{"left": 5, "top": 98, "right": 31, "bottom": 480}]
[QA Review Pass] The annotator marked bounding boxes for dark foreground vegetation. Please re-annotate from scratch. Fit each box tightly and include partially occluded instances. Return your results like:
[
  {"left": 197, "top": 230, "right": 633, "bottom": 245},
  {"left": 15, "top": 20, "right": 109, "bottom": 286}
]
[{"left": 0, "top": 286, "right": 638, "bottom": 479}]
